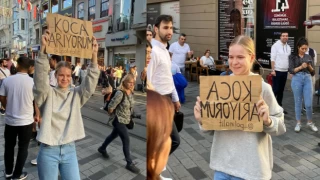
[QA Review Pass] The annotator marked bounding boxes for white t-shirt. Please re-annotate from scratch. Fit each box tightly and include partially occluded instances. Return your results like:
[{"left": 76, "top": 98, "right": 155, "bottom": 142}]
[
  {"left": 0, "top": 73, "right": 34, "bottom": 126},
  {"left": 171, "top": 62, "right": 181, "bottom": 75},
  {"left": 169, "top": 42, "right": 190, "bottom": 68},
  {"left": 0, "top": 67, "right": 10, "bottom": 79},
  {"left": 201, "top": 56, "right": 216, "bottom": 70},
  {"left": 74, "top": 65, "right": 81, "bottom": 76}
]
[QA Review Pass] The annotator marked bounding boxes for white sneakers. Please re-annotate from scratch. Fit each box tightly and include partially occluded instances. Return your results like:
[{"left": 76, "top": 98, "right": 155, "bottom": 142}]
[
  {"left": 160, "top": 166, "right": 173, "bottom": 180},
  {"left": 31, "top": 158, "right": 37, "bottom": 165},
  {"left": 295, "top": 123, "right": 318, "bottom": 133}
]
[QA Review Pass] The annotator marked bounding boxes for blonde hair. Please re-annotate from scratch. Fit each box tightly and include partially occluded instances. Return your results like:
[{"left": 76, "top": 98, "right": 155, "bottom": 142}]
[
  {"left": 230, "top": 35, "right": 255, "bottom": 56},
  {"left": 118, "top": 74, "right": 135, "bottom": 91},
  {"left": 55, "top": 61, "right": 72, "bottom": 75}
]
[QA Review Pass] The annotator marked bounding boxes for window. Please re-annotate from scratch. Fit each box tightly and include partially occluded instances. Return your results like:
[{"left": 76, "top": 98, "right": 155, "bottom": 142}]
[
  {"left": 13, "top": 22, "right": 17, "bottom": 35},
  {"left": 36, "top": 29, "right": 40, "bottom": 44},
  {"left": 51, "top": 0, "right": 58, "bottom": 13},
  {"left": 114, "top": 0, "right": 132, "bottom": 31},
  {"left": 101, "top": 0, "right": 109, "bottom": 18},
  {"left": 42, "top": 3, "right": 49, "bottom": 18},
  {"left": 62, "top": 0, "right": 72, "bottom": 9},
  {"left": 78, "top": 3, "right": 84, "bottom": 19},
  {"left": 21, "top": 19, "right": 25, "bottom": 30},
  {"left": 30, "top": 12, "right": 32, "bottom": 21},
  {"left": 88, "top": 0, "right": 95, "bottom": 20}
]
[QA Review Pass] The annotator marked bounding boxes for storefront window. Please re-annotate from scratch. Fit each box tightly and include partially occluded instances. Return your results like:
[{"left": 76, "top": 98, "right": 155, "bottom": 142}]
[
  {"left": 42, "top": 3, "right": 49, "bottom": 18},
  {"left": 78, "top": 3, "right": 84, "bottom": 19},
  {"left": 88, "top": 0, "right": 95, "bottom": 20},
  {"left": 51, "top": 0, "right": 58, "bottom": 13},
  {"left": 101, "top": 0, "right": 109, "bottom": 18},
  {"left": 114, "top": 0, "right": 132, "bottom": 31},
  {"left": 114, "top": 53, "right": 135, "bottom": 71},
  {"left": 62, "top": 0, "right": 72, "bottom": 9}
]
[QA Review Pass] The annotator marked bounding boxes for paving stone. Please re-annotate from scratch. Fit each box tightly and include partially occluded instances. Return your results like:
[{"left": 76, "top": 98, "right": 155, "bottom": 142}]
[
  {"left": 273, "top": 163, "right": 284, "bottom": 173},
  {"left": 88, "top": 170, "right": 106, "bottom": 180},
  {"left": 277, "top": 171, "right": 298, "bottom": 180},
  {"left": 284, "top": 144, "right": 303, "bottom": 154},
  {"left": 280, "top": 155, "right": 301, "bottom": 167},
  {"left": 180, "top": 157, "right": 197, "bottom": 169}
]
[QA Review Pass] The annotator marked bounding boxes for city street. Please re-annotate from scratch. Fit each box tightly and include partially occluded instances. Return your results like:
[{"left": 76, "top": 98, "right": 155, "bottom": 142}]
[{"left": 0, "top": 81, "right": 320, "bottom": 180}]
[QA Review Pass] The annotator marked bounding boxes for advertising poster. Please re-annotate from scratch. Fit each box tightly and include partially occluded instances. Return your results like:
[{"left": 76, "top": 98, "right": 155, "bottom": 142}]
[
  {"left": 218, "top": 0, "right": 255, "bottom": 61},
  {"left": 256, "top": 0, "right": 306, "bottom": 68}
]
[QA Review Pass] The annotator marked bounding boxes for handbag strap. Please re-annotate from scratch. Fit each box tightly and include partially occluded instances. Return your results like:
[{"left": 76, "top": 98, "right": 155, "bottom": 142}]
[{"left": 0, "top": 68, "right": 7, "bottom": 77}]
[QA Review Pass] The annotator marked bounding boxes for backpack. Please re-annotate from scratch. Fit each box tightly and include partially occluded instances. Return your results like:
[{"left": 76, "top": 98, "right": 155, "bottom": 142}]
[
  {"left": 309, "top": 48, "right": 315, "bottom": 59},
  {"left": 10, "top": 63, "right": 17, "bottom": 75},
  {"left": 103, "top": 90, "right": 125, "bottom": 112}
]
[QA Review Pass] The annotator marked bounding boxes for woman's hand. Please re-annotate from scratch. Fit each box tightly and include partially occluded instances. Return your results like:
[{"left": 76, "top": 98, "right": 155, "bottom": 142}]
[
  {"left": 301, "top": 62, "right": 308, "bottom": 69},
  {"left": 256, "top": 97, "right": 272, "bottom": 126},
  {"left": 194, "top": 96, "right": 202, "bottom": 124},
  {"left": 92, "top": 36, "right": 98, "bottom": 54},
  {"left": 40, "top": 29, "right": 50, "bottom": 53}
]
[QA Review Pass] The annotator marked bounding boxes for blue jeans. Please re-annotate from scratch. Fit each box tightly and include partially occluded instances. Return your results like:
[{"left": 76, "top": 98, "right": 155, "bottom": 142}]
[
  {"left": 214, "top": 171, "right": 244, "bottom": 180},
  {"left": 37, "top": 142, "right": 80, "bottom": 180},
  {"left": 291, "top": 72, "right": 313, "bottom": 121}
]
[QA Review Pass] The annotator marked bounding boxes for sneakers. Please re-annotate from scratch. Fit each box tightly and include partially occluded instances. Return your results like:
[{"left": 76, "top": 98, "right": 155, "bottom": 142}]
[
  {"left": 5, "top": 173, "right": 12, "bottom": 179},
  {"left": 307, "top": 122, "right": 318, "bottom": 132},
  {"left": 31, "top": 158, "right": 37, "bottom": 165},
  {"left": 0, "top": 109, "right": 5, "bottom": 115},
  {"left": 11, "top": 172, "right": 28, "bottom": 180},
  {"left": 98, "top": 147, "right": 109, "bottom": 158},
  {"left": 295, "top": 123, "right": 301, "bottom": 132},
  {"left": 125, "top": 163, "right": 140, "bottom": 174},
  {"left": 160, "top": 174, "right": 173, "bottom": 180}
]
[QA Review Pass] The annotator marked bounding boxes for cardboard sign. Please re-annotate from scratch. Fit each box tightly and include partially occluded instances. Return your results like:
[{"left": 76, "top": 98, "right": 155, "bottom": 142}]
[
  {"left": 200, "top": 76, "right": 263, "bottom": 132},
  {"left": 46, "top": 13, "right": 93, "bottom": 59}
]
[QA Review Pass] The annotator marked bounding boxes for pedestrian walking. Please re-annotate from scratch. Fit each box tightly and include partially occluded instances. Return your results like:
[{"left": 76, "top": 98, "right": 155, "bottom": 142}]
[
  {"left": 147, "top": 90, "right": 174, "bottom": 180},
  {"left": 98, "top": 74, "right": 141, "bottom": 174},
  {"left": 288, "top": 37, "right": 318, "bottom": 133},
  {"left": 33, "top": 30, "right": 99, "bottom": 180},
  {"left": 194, "top": 35, "right": 286, "bottom": 180},
  {"left": 0, "top": 56, "right": 38, "bottom": 180},
  {"left": 147, "top": 14, "right": 181, "bottom": 180},
  {"left": 79, "top": 64, "right": 87, "bottom": 85},
  {"left": 0, "top": 58, "right": 10, "bottom": 115},
  {"left": 140, "top": 67, "right": 147, "bottom": 93},
  {"left": 270, "top": 32, "right": 291, "bottom": 114},
  {"left": 169, "top": 33, "right": 193, "bottom": 76}
]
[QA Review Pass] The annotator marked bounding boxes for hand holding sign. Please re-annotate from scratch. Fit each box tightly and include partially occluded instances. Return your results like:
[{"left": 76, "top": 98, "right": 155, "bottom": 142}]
[
  {"left": 256, "top": 97, "right": 272, "bottom": 127},
  {"left": 41, "top": 29, "right": 51, "bottom": 54}
]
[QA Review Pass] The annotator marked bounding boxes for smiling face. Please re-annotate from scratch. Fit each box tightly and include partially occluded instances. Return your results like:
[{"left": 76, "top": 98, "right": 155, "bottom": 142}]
[
  {"left": 228, "top": 44, "right": 254, "bottom": 75},
  {"left": 56, "top": 67, "right": 72, "bottom": 89}
]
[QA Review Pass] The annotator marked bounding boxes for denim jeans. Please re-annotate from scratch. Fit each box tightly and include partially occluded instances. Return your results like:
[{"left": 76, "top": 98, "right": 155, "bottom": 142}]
[
  {"left": 4, "top": 124, "right": 33, "bottom": 177},
  {"left": 179, "top": 67, "right": 185, "bottom": 76},
  {"left": 272, "top": 71, "right": 288, "bottom": 106},
  {"left": 214, "top": 171, "right": 244, "bottom": 180},
  {"left": 37, "top": 142, "right": 80, "bottom": 180},
  {"left": 170, "top": 120, "right": 181, "bottom": 155},
  {"left": 291, "top": 72, "right": 313, "bottom": 121},
  {"left": 101, "top": 117, "right": 133, "bottom": 165}
]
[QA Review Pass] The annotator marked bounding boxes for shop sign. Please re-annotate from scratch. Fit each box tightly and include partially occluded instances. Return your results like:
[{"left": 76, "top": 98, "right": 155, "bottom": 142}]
[
  {"left": 93, "top": 25, "right": 102, "bottom": 32},
  {"left": 32, "top": 46, "right": 40, "bottom": 51},
  {"left": 218, "top": 0, "right": 255, "bottom": 61},
  {"left": 256, "top": 0, "right": 306, "bottom": 68},
  {"left": 111, "top": 34, "right": 130, "bottom": 43}
]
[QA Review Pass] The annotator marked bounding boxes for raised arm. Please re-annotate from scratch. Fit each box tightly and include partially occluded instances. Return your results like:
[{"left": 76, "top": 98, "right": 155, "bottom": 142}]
[
  {"left": 75, "top": 37, "right": 100, "bottom": 106},
  {"left": 33, "top": 30, "right": 51, "bottom": 107}
]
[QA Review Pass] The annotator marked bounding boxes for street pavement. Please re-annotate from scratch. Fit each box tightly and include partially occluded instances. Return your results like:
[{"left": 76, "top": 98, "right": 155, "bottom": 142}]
[{"left": 1, "top": 81, "right": 320, "bottom": 179}]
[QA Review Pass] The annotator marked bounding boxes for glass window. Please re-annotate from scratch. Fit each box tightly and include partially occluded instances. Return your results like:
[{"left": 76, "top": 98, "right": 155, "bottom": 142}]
[
  {"left": 114, "top": 0, "right": 132, "bottom": 31},
  {"left": 62, "top": 0, "right": 72, "bottom": 9},
  {"left": 101, "top": 0, "right": 109, "bottom": 18},
  {"left": 42, "top": 3, "right": 49, "bottom": 18},
  {"left": 51, "top": 0, "right": 58, "bottom": 13},
  {"left": 88, "top": 0, "right": 95, "bottom": 20},
  {"left": 21, "top": 19, "right": 25, "bottom": 30},
  {"left": 13, "top": 22, "right": 17, "bottom": 35},
  {"left": 78, "top": 3, "right": 84, "bottom": 19}
]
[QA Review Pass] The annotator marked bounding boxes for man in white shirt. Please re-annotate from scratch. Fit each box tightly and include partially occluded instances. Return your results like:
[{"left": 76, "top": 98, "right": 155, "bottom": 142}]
[
  {"left": 49, "top": 55, "right": 62, "bottom": 87},
  {"left": 0, "top": 56, "right": 37, "bottom": 179},
  {"left": 147, "top": 14, "right": 181, "bottom": 180},
  {"left": 73, "top": 62, "right": 81, "bottom": 84},
  {"left": 270, "top": 32, "right": 291, "bottom": 114},
  {"left": 169, "top": 33, "right": 193, "bottom": 75},
  {"left": 0, "top": 59, "right": 10, "bottom": 115}
]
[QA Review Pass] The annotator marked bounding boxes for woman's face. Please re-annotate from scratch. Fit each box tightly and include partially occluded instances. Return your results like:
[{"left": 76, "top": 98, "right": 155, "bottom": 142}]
[
  {"left": 153, "top": 137, "right": 172, "bottom": 176},
  {"left": 124, "top": 78, "right": 135, "bottom": 90},
  {"left": 205, "top": 51, "right": 210, "bottom": 56},
  {"left": 146, "top": 46, "right": 152, "bottom": 65},
  {"left": 56, "top": 67, "right": 72, "bottom": 89},
  {"left": 228, "top": 44, "right": 254, "bottom": 75},
  {"left": 298, "top": 44, "right": 308, "bottom": 55}
]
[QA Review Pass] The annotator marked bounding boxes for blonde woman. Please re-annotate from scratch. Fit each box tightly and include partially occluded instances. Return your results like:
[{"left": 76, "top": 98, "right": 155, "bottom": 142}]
[
  {"left": 194, "top": 35, "right": 286, "bottom": 180},
  {"left": 98, "top": 74, "right": 140, "bottom": 174}
]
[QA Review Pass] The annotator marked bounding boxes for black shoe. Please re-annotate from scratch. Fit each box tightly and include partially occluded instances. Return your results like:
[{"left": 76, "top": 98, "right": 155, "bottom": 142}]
[
  {"left": 98, "top": 147, "right": 109, "bottom": 158},
  {"left": 0, "top": 109, "right": 5, "bottom": 115},
  {"left": 11, "top": 172, "right": 28, "bottom": 180},
  {"left": 126, "top": 163, "right": 140, "bottom": 174},
  {"left": 30, "top": 131, "right": 37, "bottom": 140},
  {"left": 283, "top": 110, "right": 288, "bottom": 114},
  {"left": 5, "top": 173, "right": 12, "bottom": 179}
]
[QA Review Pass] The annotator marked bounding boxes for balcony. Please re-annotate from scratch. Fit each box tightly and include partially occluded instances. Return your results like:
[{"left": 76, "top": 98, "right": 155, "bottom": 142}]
[{"left": 0, "top": 24, "right": 9, "bottom": 31}]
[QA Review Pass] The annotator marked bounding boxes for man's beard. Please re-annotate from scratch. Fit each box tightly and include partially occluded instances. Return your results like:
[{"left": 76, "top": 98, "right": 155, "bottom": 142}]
[
  {"left": 3, "top": 65, "right": 7, "bottom": 68},
  {"left": 159, "top": 31, "right": 171, "bottom": 43}
]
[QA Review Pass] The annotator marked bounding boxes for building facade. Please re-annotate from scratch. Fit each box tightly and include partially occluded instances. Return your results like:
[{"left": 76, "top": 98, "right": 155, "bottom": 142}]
[
  {"left": 0, "top": 0, "right": 12, "bottom": 58},
  {"left": 28, "top": 0, "right": 41, "bottom": 60},
  {"left": 74, "top": 0, "right": 110, "bottom": 66},
  {"left": 105, "top": 0, "right": 147, "bottom": 88}
]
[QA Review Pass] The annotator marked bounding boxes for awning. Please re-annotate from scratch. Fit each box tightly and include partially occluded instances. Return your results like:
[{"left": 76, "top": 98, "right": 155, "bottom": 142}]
[{"left": 304, "top": 13, "right": 320, "bottom": 28}]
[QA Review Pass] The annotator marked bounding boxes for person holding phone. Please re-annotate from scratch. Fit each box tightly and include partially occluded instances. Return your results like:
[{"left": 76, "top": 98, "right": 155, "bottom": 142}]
[{"left": 289, "top": 37, "right": 317, "bottom": 133}]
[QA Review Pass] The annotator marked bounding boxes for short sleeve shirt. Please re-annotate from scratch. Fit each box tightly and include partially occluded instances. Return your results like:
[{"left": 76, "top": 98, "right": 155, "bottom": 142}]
[
  {"left": 0, "top": 68, "right": 10, "bottom": 79},
  {"left": 169, "top": 42, "right": 190, "bottom": 68}
]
